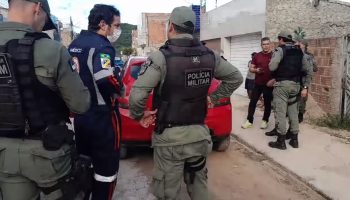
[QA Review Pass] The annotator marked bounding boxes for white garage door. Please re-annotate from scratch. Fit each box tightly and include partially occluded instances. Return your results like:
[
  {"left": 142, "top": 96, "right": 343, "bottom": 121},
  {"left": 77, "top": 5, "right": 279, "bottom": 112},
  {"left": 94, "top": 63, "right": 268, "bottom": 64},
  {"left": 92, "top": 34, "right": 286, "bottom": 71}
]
[{"left": 229, "top": 33, "right": 262, "bottom": 96}]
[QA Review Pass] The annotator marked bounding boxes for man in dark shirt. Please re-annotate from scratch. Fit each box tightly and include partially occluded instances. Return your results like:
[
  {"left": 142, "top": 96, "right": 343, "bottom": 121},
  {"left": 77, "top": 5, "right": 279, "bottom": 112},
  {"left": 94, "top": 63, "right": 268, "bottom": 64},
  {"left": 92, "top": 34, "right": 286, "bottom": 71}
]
[{"left": 242, "top": 37, "right": 273, "bottom": 129}]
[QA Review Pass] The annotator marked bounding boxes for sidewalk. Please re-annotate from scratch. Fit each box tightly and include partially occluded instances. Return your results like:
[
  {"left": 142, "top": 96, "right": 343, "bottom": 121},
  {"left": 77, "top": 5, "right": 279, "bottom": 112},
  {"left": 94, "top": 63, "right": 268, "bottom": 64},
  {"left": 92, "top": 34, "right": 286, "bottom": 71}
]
[{"left": 231, "top": 95, "right": 350, "bottom": 200}]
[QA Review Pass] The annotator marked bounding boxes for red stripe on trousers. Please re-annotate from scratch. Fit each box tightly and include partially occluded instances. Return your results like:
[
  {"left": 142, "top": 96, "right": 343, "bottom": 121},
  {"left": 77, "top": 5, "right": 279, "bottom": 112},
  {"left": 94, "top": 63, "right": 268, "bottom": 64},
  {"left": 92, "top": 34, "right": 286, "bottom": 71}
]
[
  {"left": 108, "top": 181, "right": 116, "bottom": 200},
  {"left": 111, "top": 111, "right": 121, "bottom": 150}
]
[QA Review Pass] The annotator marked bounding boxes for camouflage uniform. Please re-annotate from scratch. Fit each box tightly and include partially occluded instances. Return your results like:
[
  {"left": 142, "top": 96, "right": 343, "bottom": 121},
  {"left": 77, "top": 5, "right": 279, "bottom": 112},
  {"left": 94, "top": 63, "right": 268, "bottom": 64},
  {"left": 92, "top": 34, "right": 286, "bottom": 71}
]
[
  {"left": 129, "top": 7, "right": 243, "bottom": 200},
  {"left": 0, "top": 0, "right": 90, "bottom": 199},
  {"left": 268, "top": 31, "right": 313, "bottom": 150}
]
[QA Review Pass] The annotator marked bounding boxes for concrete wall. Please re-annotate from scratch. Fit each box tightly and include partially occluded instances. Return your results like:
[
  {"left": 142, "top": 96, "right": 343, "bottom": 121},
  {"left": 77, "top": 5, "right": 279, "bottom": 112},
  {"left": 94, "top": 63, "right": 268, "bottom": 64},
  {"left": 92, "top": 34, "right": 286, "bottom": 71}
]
[
  {"left": 0, "top": 7, "right": 8, "bottom": 21},
  {"left": 138, "top": 13, "right": 169, "bottom": 53},
  {"left": 203, "top": 38, "right": 221, "bottom": 52},
  {"left": 200, "top": 0, "right": 266, "bottom": 41},
  {"left": 147, "top": 13, "right": 169, "bottom": 49},
  {"left": 266, "top": 0, "right": 350, "bottom": 40},
  {"left": 136, "top": 13, "right": 170, "bottom": 55},
  {"left": 60, "top": 28, "right": 73, "bottom": 47}
]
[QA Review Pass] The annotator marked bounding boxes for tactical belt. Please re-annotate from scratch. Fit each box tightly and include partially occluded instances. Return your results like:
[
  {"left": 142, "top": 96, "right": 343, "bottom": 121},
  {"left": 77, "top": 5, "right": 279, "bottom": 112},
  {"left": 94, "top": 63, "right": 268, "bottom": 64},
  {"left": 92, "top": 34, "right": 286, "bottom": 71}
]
[
  {"left": 276, "top": 76, "right": 300, "bottom": 83},
  {"left": 155, "top": 122, "right": 204, "bottom": 134}
]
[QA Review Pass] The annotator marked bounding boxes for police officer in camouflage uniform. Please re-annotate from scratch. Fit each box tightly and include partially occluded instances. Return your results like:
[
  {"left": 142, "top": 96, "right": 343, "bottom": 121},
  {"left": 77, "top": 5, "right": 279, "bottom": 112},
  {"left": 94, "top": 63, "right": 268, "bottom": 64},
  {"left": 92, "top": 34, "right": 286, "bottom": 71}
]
[
  {"left": 129, "top": 6, "right": 243, "bottom": 200},
  {"left": 296, "top": 39, "right": 318, "bottom": 122},
  {"left": 265, "top": 38, "right": 316, "bottom": 136},
  {"left": 0, "top": 0, "right": 90, "bottom": 199},
  {"left": 268, "top": 31, "right": 312, "bottom": 150}
]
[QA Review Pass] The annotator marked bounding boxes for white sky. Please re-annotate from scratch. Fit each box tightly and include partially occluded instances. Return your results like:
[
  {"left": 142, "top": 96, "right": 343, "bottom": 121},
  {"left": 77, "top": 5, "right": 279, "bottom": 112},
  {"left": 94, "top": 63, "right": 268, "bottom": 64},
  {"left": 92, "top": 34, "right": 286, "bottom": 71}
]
[{"left": 48, "top": 0, "right": 232, "bottom": 31}]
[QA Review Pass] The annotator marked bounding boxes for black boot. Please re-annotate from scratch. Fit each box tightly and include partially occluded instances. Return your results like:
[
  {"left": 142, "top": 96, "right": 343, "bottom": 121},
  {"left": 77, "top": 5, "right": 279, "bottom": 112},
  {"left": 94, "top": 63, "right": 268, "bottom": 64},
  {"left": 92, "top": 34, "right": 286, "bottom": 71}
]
[
  {"left": 298, "top": 113, "right": 304, "bottom": 123},
  {"left": 286, "top": 128, "right": 292, "bottom": 140},
  {"left": 289, "top": 134, "right": 299, "bottom": 148},
  {"left": 265, "top": 128, "right": 277, "bottom": 136},
  {"left": 268, "top": 134, "right": 287, "bottom": 150}
]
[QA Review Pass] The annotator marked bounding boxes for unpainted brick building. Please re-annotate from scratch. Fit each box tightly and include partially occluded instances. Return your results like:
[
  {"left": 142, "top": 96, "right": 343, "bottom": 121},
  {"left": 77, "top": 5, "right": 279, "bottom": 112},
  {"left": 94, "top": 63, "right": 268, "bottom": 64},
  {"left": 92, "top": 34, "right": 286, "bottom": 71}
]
[{"left": 267, "top": 0, "right": 350, "bottom": 115}]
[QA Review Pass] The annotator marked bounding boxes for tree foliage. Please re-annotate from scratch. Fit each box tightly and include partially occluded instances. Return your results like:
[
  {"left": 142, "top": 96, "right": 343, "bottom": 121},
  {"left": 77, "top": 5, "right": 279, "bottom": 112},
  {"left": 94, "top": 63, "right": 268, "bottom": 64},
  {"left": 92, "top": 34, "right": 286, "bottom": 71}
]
[
  {"left": 294, "top": 27, "right": 306, "bottom": 41},
  {"left": 121, "top": 47, "right": 134, "bottom": 56},
  {"left": 112, "top": 23, "right": 137, "bottom": 56}
]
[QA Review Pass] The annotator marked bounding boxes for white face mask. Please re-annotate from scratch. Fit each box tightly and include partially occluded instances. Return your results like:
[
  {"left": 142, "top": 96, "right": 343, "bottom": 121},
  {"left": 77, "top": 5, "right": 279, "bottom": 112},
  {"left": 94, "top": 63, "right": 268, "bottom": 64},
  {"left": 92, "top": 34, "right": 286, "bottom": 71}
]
[{"left": 108, "top": 28, "right": 122, "bottom": 43}]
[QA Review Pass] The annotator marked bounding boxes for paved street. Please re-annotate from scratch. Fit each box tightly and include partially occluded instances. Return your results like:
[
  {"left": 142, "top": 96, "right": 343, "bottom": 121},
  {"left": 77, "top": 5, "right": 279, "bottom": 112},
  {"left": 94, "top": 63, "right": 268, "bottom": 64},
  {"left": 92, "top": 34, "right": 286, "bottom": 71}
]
[{"left": 114, "top": 141, "right": 325, "bottom": 200}]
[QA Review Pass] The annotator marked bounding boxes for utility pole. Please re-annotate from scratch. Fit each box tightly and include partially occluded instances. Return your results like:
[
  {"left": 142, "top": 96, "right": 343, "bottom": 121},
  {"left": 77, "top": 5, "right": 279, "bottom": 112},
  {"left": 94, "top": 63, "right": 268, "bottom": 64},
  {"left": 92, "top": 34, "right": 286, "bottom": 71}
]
[
  {"left": 215, "top": 0, "right": 218, "bottom": 8},
  {"left": 70, "top": 16, "right": 74, "bottom": 40}
]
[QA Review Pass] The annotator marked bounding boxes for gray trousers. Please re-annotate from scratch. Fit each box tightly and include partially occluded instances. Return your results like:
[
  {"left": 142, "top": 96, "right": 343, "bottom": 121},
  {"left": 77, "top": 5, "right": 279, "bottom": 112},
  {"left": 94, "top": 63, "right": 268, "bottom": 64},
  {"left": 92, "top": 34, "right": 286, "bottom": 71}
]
[
  {"left": 152, "top": 140, "right": 212, "bottom": 200},
  {"left": 272, "top": 81, "right": 301, "bottom": 135}
]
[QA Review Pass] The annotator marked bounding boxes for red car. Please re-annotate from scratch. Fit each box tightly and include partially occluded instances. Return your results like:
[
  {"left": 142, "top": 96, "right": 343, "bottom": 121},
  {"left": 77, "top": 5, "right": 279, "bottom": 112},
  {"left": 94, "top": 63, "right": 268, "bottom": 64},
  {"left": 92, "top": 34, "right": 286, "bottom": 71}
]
[{"left": 118, "top": 57, "right": 233, "bottom": 158}]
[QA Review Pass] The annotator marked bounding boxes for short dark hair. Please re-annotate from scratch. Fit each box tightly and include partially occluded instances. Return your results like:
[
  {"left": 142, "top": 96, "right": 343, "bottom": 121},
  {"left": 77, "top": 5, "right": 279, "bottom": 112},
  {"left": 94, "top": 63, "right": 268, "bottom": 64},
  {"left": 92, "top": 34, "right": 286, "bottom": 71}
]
[
  {"left": 172, "top": 23, "right": 194, "bottom": 34},
  {"left": 261, "top": 37, "right": 270, "bottom": 43},
  {"left": 278, "top": 36, "right": 293, "bottom": 43},
  {"left": 88, "top": 4, "right": 120, "bottom": 31}
]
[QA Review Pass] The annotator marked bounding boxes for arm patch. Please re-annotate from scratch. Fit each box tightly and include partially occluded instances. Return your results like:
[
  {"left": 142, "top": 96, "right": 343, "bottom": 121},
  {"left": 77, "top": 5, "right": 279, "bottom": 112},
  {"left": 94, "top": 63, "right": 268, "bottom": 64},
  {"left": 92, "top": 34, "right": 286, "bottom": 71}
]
[
  {"left": 100, "top": 53, "right": 111, "bottom": 69},
  {"left": 139, "top": 59, "right": 152, "bottom": 76}
]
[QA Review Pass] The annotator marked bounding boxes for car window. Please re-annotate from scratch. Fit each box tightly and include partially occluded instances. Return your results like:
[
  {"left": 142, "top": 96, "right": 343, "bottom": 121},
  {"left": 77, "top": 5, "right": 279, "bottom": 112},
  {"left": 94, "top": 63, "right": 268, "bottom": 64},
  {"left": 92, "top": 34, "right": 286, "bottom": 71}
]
[{"left": 131, "top": 65, "right": 142, "bottom": 79}]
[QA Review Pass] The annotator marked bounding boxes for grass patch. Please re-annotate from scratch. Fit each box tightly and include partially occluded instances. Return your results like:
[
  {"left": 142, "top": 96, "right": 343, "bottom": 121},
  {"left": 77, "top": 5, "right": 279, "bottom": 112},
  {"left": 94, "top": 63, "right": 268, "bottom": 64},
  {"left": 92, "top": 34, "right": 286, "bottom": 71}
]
[{"left": 312, "top": 114, "right": 350, "bottom": 131}]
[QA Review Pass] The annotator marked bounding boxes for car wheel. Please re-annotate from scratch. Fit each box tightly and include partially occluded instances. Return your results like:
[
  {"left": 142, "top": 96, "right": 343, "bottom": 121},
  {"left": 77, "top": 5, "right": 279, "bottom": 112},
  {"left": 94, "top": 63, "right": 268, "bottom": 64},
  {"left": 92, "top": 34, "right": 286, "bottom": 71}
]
[
  {"left": 213, "top": 136, "right": 231, "bottom": 152},
  {"left": 120, "top": 145, "right": 128, "bottom": 159}
]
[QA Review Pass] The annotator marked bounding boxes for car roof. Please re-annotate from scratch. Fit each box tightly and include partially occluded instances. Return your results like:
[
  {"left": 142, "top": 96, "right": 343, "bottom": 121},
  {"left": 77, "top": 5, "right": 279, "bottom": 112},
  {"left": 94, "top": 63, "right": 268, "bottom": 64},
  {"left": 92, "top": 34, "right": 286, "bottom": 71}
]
[{"left": 126, "top": 56, "right": 147, "bottom": 67}]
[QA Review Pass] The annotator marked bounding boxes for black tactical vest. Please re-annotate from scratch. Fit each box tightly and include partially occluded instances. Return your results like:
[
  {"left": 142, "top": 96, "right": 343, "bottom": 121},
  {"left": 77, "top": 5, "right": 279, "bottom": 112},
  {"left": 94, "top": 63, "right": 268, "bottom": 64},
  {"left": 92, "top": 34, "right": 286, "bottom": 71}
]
[
  {"left": 153, "top": 38, "right": 215, "bottom": 127},
  {"left": 275, "top": 44, "right": 304, "bottom": 82},
  {"left": 0, "top": 32, "right": 69, "bottom": 137}
]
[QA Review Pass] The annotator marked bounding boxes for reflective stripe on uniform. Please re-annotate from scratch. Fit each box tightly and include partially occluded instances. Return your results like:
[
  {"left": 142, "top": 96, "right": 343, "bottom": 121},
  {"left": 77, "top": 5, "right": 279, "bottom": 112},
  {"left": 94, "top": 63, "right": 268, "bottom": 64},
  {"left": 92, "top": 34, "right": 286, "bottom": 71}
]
[
  {"left": 94, "top": 68, "right": 113, "bottom": 81},
  {"left": 94, "top": 173, "right": 118, "bottom": 182},
  {"left": 87, "top": 48, "right": 106, "bottom": 105}
]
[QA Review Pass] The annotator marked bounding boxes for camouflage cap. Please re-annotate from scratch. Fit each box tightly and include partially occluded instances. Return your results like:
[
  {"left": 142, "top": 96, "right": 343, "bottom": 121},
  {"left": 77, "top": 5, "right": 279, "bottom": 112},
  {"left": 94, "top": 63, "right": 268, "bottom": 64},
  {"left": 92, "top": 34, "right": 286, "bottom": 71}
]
[
  {"left": 278, "top": 31, "right": 293, "bottom": 41},
  {"left": 26, "top": 0, "right": 56, "bottom": 31},
  {"left": 169, "top": 6, "right": 196, "bottom": 32}
]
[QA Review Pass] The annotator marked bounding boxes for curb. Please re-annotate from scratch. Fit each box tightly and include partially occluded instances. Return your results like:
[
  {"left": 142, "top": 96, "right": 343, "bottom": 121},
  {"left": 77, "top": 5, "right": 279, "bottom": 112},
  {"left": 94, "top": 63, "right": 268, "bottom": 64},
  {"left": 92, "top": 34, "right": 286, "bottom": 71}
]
[{"left": 231, "top": 134, "right": 332, "bottom": 200}]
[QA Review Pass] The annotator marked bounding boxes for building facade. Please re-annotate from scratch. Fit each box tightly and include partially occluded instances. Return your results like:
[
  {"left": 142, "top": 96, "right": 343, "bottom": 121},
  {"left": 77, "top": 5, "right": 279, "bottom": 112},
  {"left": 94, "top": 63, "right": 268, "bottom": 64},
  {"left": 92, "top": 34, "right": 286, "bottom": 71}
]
[
  {"left": 136, "top": 13, "right": 170, "bottom": 56},
  {"left": 200, "top": 0, "right": 350, "bottom": 115},
  {"left": 200, "top": 0, "right": 266, "bottom": 96}
]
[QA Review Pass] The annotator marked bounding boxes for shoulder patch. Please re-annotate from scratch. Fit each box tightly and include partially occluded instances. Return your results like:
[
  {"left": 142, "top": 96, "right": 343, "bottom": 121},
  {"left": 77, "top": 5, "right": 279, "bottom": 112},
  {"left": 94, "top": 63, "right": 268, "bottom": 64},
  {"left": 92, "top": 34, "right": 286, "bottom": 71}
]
[
  {"left": 100, "top": 53, "right": 111, "bottom": 69},
  {"left": 0, "top": 54, "right": 12, "bottom": 79},
  {"left": 69, "top": 57, "right": 80, "bottom": 73},
  {"left": 139, "top": 59, "right": 152, "bottom": 76}
]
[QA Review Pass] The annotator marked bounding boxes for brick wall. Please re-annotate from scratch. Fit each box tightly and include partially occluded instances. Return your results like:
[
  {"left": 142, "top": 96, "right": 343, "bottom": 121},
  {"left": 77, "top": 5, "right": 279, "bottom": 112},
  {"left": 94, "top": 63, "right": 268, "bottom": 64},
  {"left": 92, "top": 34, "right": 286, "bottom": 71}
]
[
  {"left": 307, "top": 38, "right": 343, "bottom": 114},
  {"left": 272, "top": 37, "right": 343, "bottom": 114}
]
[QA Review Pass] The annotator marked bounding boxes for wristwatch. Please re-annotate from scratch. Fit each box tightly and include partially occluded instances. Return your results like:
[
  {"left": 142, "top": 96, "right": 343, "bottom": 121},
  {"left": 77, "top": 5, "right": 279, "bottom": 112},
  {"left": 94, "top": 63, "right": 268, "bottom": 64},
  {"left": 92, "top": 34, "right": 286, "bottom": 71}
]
[{"left": 303, "top": 86, "right": 308, "bottom": 89}]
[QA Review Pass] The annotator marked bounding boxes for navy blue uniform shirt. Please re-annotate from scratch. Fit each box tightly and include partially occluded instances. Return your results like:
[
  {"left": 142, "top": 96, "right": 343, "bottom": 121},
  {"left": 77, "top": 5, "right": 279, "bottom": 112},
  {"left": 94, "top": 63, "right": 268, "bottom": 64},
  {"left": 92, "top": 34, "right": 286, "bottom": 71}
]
[{"left": 69, "top": 30, "right": 120, "bottom": 109}]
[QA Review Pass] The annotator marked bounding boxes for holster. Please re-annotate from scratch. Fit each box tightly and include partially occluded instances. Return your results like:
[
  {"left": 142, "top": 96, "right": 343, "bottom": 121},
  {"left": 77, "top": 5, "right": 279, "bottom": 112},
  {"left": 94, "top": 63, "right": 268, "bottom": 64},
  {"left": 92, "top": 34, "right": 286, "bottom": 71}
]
[{"left": 42, "top": 124, "right": 74, "bottom": 151}]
